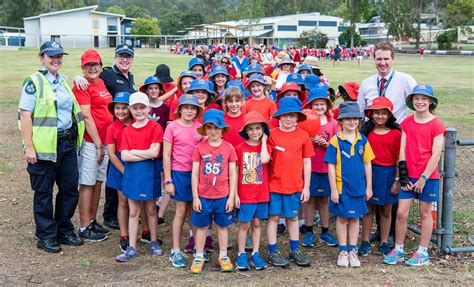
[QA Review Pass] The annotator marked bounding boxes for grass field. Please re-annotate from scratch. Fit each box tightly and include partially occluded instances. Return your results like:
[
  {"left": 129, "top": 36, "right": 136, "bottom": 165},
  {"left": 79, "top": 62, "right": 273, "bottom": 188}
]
[{"left": 0, "top": 48, "right": 472, "bottom": 285}]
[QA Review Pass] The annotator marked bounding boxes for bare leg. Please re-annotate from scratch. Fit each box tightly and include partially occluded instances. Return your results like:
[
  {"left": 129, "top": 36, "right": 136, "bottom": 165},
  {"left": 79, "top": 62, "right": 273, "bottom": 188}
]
[
  {"left": 395, "top": 199, "right": 414, "bottom": 245},
  {"left": 380, "top": 204, "right": 393, "bottom": 243},
  {"left": 90, "top": 181, "right": 102, "bottom": 220},
  {"left": 117, "top": 191, "right": 129, "bottom": 237},
  {"left": 267, "top": 215, "right": 280, "bottom": 245},
  {"left": 362, "top": 203, "right": 376, "bottom": 241},
  {"left": 78, "top": 185, "right": 93, "bottom": 228},
  {"left": 172, "top": 201, "right": 187, "bottom": 250},
  {"left": 128, "top": 199, "right": 141, "bottom": 248},
  {"left": 237, "top": 222, "right": 251, "bottom": 253},
  {"left": 217, "top": 225, "right": 229, "bottom": 257},
  {"left": 287, "top": 216, "right": 299, "bottom": 241},
  {"left": 195, "top": 226, "right": 209, "bottom": 254},
  {"left": 251, "top": 218, "right": 261, "bottom": 253},
  {"left": 348, "top": 218, "right": 359, "bottom": 246},
  {"left": 336, "top": 217, "right": 348, "bottom": 247},
  {"left": 419, "top": 201, "right": 433, "bottom": 248},
  {"left": 145, "top": 200, "right": 158, "bottom": 241}
]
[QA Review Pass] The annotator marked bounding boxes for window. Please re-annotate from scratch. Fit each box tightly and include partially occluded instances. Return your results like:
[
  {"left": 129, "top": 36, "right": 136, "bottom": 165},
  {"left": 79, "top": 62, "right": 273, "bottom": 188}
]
[
  {"left": 338, "top": 27, "right": 346, "bottom": 32},
  {"left": 298, "top": 20, "right": 317, "bottom": 26},
  {"left": 263, "top": 25, "right": 273, "bottom": 30},
  {"left": 277, "top": 25, "right": 297, "bottom": 32},
  {"left": 51, "top": 35, "right": 60, "bottom": 42},
  {"left": 319, "top": 21, "right": 337, "bottom": 27}
]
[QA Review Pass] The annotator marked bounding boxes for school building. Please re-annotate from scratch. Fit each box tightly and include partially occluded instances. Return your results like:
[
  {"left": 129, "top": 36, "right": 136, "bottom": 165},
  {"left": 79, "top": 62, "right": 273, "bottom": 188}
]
[{"left": 179, "top": 12, "right": 345, "bottom": 47}]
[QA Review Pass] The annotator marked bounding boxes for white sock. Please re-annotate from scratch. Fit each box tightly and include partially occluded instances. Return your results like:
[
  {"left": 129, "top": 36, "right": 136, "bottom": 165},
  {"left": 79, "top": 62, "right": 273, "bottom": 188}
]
[
  {"left": 171, "top": 248, "right": 180, "bottom": 254},
  {"left": 189, "top": 230, "right": 193, "bottom": 237},
  {"left": 238, "top": 252, "right": 245, "bottom": 256},
  {"left": 206, "top": 229, "right": 213, "bottom": 236},
  {"left": 219, "top": 250, "right": 227, "bottom": 258},
  {"left": 395, "top": 244, "right": 404, "bottom": 252},
  {"left": 252, "top": 251, "right": 258, "bottom": 255},
  {"left": 417, "top": 246, "right": 428, "bottom": 255},
  {"left": 79, "top": 227, "right": 86, "bottom": 232},
  {"left": 195, "top": 252, "right": 204, "bottom": 258},
  {"left": 299, "top": 219, "right": 305, "bottom": 227}
]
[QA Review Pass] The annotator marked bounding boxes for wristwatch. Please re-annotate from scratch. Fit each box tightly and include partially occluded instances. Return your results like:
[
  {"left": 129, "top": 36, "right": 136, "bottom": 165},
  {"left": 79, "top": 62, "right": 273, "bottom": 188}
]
[{"left": 163, "top": 180, "right": 173, "bottom": 185}]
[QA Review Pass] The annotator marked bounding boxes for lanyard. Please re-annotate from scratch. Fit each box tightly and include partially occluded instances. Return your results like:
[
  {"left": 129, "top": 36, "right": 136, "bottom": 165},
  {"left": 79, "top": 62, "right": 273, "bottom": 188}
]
[{"left": 377, "top": 71, "right": 395, "bottom": 97}]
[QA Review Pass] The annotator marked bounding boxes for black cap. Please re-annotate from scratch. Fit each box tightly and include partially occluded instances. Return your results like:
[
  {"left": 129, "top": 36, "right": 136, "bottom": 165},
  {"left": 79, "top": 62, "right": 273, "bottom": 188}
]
[
  {"left": 115, "top": 44, "right": 134, "bottom": 56},
  {"left": 154, "top": 64, "right": 173, "bottom": 83},
  {"left": 40, "top": 41, "right": 68, "bottom": 56}
]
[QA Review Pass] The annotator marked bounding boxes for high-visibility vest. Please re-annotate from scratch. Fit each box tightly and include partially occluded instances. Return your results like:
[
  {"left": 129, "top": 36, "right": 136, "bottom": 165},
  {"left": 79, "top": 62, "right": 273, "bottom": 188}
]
[{"left": 19, "top": 71, "right": 85, "bottom": 162}]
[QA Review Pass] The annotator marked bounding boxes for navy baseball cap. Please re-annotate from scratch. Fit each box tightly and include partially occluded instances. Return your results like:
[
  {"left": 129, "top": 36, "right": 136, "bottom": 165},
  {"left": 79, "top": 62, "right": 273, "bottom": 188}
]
[
  {"left": 40, "top": 41, "right": 68, "bottom": 56},
  {"left": 115, "top": 44, "right": 134, "bottom": 56}
]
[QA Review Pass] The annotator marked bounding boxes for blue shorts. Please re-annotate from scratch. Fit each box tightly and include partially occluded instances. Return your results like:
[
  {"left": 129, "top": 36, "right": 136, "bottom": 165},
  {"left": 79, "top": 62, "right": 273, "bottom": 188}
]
[
  {"left": 107, "top": 152, "right": 123, "bottom": 190},
  {"left": 171, "top": 170, "right": 192, "bottom": 202},
  {"left": 329, "top": 194, "right": 368, "bottom": 219},
  {"left": 268, "top": 192, "right": 301, "bottom": 218},
  {"left": 368, "top": 165, "right": 398, "bottom": 206},
  {"left": 237, "top": 202, "right": 269, "bottom": 222},
  {"left": 310, "top": 172, "right": 331, "bottom": 197},
  {"left": 399, "top": 178, "right": 439, "bottom": 203},
  {"left": 192, "top": 197, "right": 235, "bottom": 228}
]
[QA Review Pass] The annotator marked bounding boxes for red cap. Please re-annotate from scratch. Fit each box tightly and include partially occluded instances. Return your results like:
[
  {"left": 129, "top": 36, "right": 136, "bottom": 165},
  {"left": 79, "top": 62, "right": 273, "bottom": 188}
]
[
  {"left": 364, "top": 97, "right": 396, "bottom": 120},
  {"left": 81, "top": 49, "right": 101, "bottom": 66},
  {"left": 338, "top": 82, "right": 359, "bottom": 100},
  {"left": 276, "top": 82, "right": 305, "bottom": 102}
]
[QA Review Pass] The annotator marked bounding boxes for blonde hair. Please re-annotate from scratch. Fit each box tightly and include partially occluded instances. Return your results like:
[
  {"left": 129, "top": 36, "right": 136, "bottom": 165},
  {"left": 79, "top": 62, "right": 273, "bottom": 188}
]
[{"left": 222, "top": 86, "right": 244, "bottom": 113}]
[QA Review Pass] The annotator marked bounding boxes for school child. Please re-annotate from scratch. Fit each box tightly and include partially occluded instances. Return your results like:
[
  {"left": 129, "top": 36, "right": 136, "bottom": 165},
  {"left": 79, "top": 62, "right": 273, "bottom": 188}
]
[
  {"left": 169, "top": 71, "right": 198, "bottom": 121},
  {"left": 297, "top": 64, "right": 313, "bottom": 79},
  {"left": 115, "top": 92, "right": 164, "bottom": 262},
  {"left": 163, "top": 94, "right": 204, "bottom": 268},
  {"left": 188, "top": 57, "right": 206, "bottom": 79},
  {"left": 222, "top": 86, "right": 246, "bottom": 148},
  {"left": 301, "top": 87, "right": 339, "bottom": 248},
  {"left": 267, "top": 97, "right": 314, "bottom": 267},
  {"left": 235, "top": 111, "right": 272, "bottom": 270},
  {"left": 245, "top": 74, "right": 277, "bottom": 121},
  {"left": 272, "top": 57, "right": 296, "bottom": 89},
  {"left": 268, "top": 82, "right": 306, "bottom": 130},
  {"left": 333, "top": 82, "right": 359, "bottom": 120},
  {"left": 188, "top": 79, "right": 220, "bottom": 112},
  {"left": 190, "top": 109, "right": 237, "bottom": 274},
  {"left": 325, "top": 102, "right": 375, "bottom": 268},
  {"left": 139, "top": 76, "right": 170, "bottom": 132},
  {"left": 384, "top": 84, "right": 445, "bottom": 266},
  {"left": 358, "top": 97, "right": 401, "bottom": 256},
  {"left": 209, "top": 65, "right": 231, "bottom": 100},
  {"left": 105, "top": 92, "right": 132, "bottom": 251}
]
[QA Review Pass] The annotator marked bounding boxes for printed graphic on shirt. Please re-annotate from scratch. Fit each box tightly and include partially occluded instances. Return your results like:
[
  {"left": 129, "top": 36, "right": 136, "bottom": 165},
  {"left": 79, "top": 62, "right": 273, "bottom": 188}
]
[
  {"left": 203, "top": 153, "right": 224, "bottom": 187},
  {"left": 148, "top": 113, "right": 161, "bottom": 122},
  {"left": 242, "top": 152, "right": 263, "bottom": 184}
]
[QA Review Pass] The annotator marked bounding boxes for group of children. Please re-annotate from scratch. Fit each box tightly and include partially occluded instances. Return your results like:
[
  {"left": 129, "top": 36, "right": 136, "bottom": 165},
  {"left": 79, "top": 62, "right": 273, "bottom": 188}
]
[{"left": 103, "top": 55, "right": 445, "bottom": 273}]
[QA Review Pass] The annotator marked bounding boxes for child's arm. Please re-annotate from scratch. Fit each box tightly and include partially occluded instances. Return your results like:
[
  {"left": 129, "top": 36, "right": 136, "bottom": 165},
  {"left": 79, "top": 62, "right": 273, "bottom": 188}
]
[
  {"left": 226, "top": 162, "right": 237, "bottom": 212},
  {"left": 162, "top": 140, "right": 175, "bottom": 196},
  {"left": 191, "top": 161, "right": 202, "bottom": 212},
  {"left": 234, "top": 166, "right": 240, "bottom": 208},
  {"left": 364, "top": 162, "right": 373, "bottom": 200},
  {"left": 301, "top": 157, "right": 311, "bottom": 203},
  {"left": 130, "top": 143, "right": 160, "bottom": 159},
  {"left": 328, "top": 163, "right": 339, "bottom": 204},
  {"left": 107, "top": 143, "right": 124, "bottom": 174},
  {"left": 158, "top": 86, "right": 178, "bottom": 103},
  {"left": 410, "top": 133, "right": 445, "bottom": 193},
  {"left": 121, "top": 150, "right": 145, "bottom": 162},
  {"left": 260, "top": 134, "right": 270, "bottom": 164}
]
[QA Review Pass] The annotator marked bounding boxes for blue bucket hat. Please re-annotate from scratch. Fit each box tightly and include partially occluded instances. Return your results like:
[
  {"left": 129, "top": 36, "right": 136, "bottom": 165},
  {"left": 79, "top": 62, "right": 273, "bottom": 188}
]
[
  {"left": 188, "top": 79, "right": 216, "bottom": 106},
  {"left": 286, "top": 73, "right": 304, "bottom": 86},
  {"left": 139, "top": 76, "right": 163, "bottom": 93},
  {"left": 303, "top": 74, "right": 322, "bottom": 91},
  {"left": 304, "top": 87, "right": 333, "bottom": 109},
  {"left": 209, "top": 65, "right": 230, "bottom": 80},
  {"left": 188, "top": 57, "right": 205, "bottom": 70},
  {"left": 115, "top": 44, "right": 134, "bottom": 56},
  {"left": 406, "top": 84, "right": 438, "bottom": 111},
  {"left": 40, "top": 41, "right": 68, "bottom": 56},
  {"left": 297, "top": 64, "right": 313, "bottom": 75},
  {"left": 173, "top": 93, "right": 204, "bottom": 118},
  {"left": 177, "top": 70, "right": 198, "bottom": 92},
  {"left": 197, "top": 109, "right": 231, "bottom": 135},
  {"left": 272, "top": 97, "right": 307, "bottom": 122},
  {"left": 337, "top": 102, "right": 362, "bottom": 120},
  {"left": 226, "top": 80, "right": 250, "bottom": 99},
  {"left": 245, "top": 74, "right": 267, "bottom": 90},
  {"left": 108, "top": 92, "right": 131, "bottom": 115},
  {"left": 244, "top": 63, "right": 264, "bottom": 76}
]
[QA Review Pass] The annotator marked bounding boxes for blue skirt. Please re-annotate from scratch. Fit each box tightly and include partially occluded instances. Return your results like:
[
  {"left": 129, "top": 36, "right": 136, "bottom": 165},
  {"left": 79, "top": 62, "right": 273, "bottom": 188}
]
[
  {"left": 368, "top": 164, "right": 398, "bottom": 206},
  {"left": 107, "top": 152, "right": 123, "bottom": 191},
  {"left": 310, "top": 172, "right": 331, "bottom": 197},
  {"left": 122, "top": 159, "right": 162, "bottom": 201},
  {"left": 329, "top": 194, "right": 368, "bottom": 219}
]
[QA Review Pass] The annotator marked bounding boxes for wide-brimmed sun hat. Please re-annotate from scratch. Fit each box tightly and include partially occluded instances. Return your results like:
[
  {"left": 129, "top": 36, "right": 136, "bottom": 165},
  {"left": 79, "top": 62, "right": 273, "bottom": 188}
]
[
  {"left": 238, "top": 111, "right": 270, "bottom": 140},
  {"left": 406, "top": 84, "right": 437, "bottom": 111},
  {"left": 173, "top": 93, "right": 204, "bottom": 118},
  {"left": 197, "top": 109, "right": 231, "bottom": 135},
  {"left": 364, "top": 96, "right": 396, "bottom": 120},
  {"left": 272, "top": 97, "right": 307, "bottom": 122},
  {"left": 337, "top": 102, "right": 362, "bottom": 120}
]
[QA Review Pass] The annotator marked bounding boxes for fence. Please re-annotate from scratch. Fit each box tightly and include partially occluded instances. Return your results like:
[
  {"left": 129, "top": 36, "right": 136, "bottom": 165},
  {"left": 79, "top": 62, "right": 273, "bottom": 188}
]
[{"left": 408, "top": 128, "right": 474, "bottom": 254}]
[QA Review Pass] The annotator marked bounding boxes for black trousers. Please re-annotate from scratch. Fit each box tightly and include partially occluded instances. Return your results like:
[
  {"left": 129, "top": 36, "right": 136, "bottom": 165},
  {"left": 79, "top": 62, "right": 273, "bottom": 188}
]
[
  {"left": 102, "top": 161, "right": 118, "bottom": 222},
  {"left": 27, "top": 140, "right": 79, "bottom": 240}
]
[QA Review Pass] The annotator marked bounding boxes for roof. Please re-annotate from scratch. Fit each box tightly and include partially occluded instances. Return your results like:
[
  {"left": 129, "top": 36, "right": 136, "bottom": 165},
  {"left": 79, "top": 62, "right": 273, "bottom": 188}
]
[
  {"left": 23, "top": 5, "right": 131, "bottom": 21},
  {"left": 213, "top": 12, "right": 342, "bottom": 28}
]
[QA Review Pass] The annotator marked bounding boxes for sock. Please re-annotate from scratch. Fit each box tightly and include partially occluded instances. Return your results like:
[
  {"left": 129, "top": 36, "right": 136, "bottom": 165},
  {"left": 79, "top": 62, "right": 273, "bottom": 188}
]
[
  {"left": 189, "top": 230, "right": 193, "bottom": 237},
  {"left": 171, "top": 248, "right": 180, "bottom": 254},
  {"left": 219, "top": 250, "right": 227, "bottom": 258},
  {"left": 339, "top": 245, "right": 348, "bottom": 252},
  {"left": 79, "top": 227, "right": 86, "bottom": 232},
  {"left": 299, "top": 219, "right": 305, "bottom": 227},
  {"left": 195, "top": 252, "right": 204, "bottom": 258},
  {"left": 348, "top": 245, "right": 357, "bottom": 252},
  {"left": 238, "top": 252, "right": 245, "bottom": 256},
  {"left": 395, "top": 244, "right": 404, "bottom": 252},
  {"left": 251, "top": 251, "right": 258, "bottom": 255},
  {"left": 206, "top": 229, "right": 213, "bottom": 236},
  {"left": 305, "top": 225, "right": 314, "bottom": 233},
  {"left": 279, "top": 218, "right": 285, "bottom": 225},
  {"left": 268, "top": 243, "right": 278, "bottom": 254},
  {"left": 321, "top": 227, "right": 329, "bottom": 234},
  {"left": 416, "top": 246, "right": 428, "bottom": 255},
  {"left": 290, "top": 240, "right": 299, "bottom": 252}
]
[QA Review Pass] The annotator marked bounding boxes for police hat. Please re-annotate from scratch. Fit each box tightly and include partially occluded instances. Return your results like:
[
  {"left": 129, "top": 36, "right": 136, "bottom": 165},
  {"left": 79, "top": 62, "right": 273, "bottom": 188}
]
[
  {"left": 40, "top": 41, "right": 68, "bottom": 56},
  {"left": 115, "top": 44, "right": 134, "bottom": 56}
]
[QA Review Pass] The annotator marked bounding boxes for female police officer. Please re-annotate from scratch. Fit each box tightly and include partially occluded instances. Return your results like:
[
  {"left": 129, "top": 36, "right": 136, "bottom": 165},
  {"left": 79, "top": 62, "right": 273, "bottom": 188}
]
[{"left": 19, "top": 41, "right": 85, "bottom": 253}]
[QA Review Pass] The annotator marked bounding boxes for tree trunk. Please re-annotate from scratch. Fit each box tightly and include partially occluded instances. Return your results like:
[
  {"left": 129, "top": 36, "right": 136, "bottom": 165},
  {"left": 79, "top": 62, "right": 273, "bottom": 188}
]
[
  {"left": 349, "top": 0, "right": 356, "bottom": 48},
  {"left": 415, "top": 0, "right": 422, "bottom": 49}
]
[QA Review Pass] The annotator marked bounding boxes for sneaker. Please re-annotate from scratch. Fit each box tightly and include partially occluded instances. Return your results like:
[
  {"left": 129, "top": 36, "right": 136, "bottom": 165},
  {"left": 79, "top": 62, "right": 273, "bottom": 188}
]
[
  {"left": 218, "top": 256, "right": 234, "bottom": 272},
  {"left": 302, "top": 232, "right": 315, "bottom": 248},
  {"left": 320, "top": 232, "right": 338, "bottom": 247},
  {"left": 91, "top": 219, "right": 111, "bottom": 235},
  {"left": 405, "top": 252, "right": 430, "bottom": 266},
  {"left": 119, "top": 236, "right": 129, "bottom": 252},
  {"left": 383, "top": 249, "right": 404, "bottom": 265},
  {"left": 204, "top": 236, "right": 214, "bottom": 252},
  {"left": 79, "top": 225, "right": 107, "bottom": 242},
  {"left": 157, "top": 217, "right": 165, "bottom": 226},
  {"left": 244, "top": 234, "right": 253, "bottom": 251},
  {"left": 140, "top": 231, "right": 151, "bottom": 243},
  {"left": 250, "top": 252, "right": 267, "bottom": 270},
  {"left": 289, "top": 249, "right": 311, "bottom": 267},
  {"left": 349, "top": 249, "right": 361, "bottom": 268},
  {"left": 190, "top": 257, "right": 205, "bottom": 274},
  {"left": 236, "top": 253, "right": 250, "bottom": 270},
  {"left": 277, "top": 223, "right": 286, "bottom": 236},
  {"left": 115, "top": 246, "right": 138, "bottom": 262},
  {"left": 193, "top": 249, "right": 210, "bottom": 262},
  {"left": 378, "top": 242, "right": 392, "bottom": 255},
  {"left": 169, "top": 249, "right": 187, "bottom": 268},
  {"left": 358, "top": 241, "right": 372, "bottom": 256},
  {"left": 184, "top": 236, "right": 195, "bottom": 253},
  {"left": 337, "top": 251, "right": 349, "bottom": 267},
  {"left": 150, "top": 240, "right": 163, "bottom": 256},
  {"left": 268, "top": 250, "right": 290, "bottom": 267}
]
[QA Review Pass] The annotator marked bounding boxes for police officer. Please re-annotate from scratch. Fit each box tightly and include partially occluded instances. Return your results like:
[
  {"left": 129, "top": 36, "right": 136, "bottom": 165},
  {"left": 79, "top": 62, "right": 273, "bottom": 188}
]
[
  {"left": 74, "top": 44, "right": 138, "bottom": 230},
  {"left": 19, "top": 41, "right": 86, "bottom": 253}
]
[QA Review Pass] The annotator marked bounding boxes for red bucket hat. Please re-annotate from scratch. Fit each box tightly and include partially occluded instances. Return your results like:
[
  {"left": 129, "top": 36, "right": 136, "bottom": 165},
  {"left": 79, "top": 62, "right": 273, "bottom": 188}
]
[
  {"left": 276, "top": 82, "right": 305, "bottom": 102},
  {"left": 338, "top": 82, "right": 359, "bottom": 101},
  {"left": 81, "top": 49, "right": 101, "bottom": 66},
  {"left": 238, "top": 111, "right": 270, "bottom": 140},
  {"left": 364, "top": 97, "right": 396, "bottom": 120}
]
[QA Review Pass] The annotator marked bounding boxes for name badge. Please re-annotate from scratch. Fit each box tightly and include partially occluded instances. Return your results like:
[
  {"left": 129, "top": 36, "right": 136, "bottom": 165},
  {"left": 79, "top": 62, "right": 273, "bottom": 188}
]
[
  {"left": 116, "top": 80, "right": 124, "bottom": 84},
  {"left": 275, "top": 146, "right": 286, "bottom": 152},
  {"left": 203, "top": 154, "right": 212, "bottom": 159},
  {"left": 341, "top": 150, "right": 351, "bottom": 158}
]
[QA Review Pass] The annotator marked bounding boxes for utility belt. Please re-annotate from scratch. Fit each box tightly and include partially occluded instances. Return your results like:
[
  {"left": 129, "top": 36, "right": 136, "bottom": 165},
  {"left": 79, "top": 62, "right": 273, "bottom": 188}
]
[{"left": 57, "top": 123, "right": 78, "bottom": 142}]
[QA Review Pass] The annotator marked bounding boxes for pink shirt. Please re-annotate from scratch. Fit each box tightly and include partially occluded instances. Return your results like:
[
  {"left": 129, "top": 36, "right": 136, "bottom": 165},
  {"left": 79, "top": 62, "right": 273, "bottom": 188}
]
[
  {"left": 311, "top": 118, "right": 338, "bottom": 173},
  {"left": 163, "top": 120, "right": 203, "bottom": 171}
]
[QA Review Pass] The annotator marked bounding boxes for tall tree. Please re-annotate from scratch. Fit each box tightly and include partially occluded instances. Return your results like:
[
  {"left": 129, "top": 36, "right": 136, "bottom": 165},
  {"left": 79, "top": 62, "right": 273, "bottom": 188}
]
[{"left": 336, "top": 0, "right": 369, "bottom": 48}]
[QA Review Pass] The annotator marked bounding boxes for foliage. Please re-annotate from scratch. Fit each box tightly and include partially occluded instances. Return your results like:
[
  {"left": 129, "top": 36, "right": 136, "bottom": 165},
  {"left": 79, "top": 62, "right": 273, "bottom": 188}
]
[
  {"left": 299, "top": 29, "right": 329, "bottom": 48},
  {"left": 437, "top": 30, "right": 458, "bottom": 50},
  {"left": 130, "top": 17, "right": 160, "bottom": 43},
  {"left": 446, "top": 0, "right": 474, "bottom": 28},
  {"left": 335, "top": 0, "right": 370, "bottom": 47},
  {"left": 338, "top": 29, "right": 365, "bottom": 47},
  {"left": 124, "top": 5, "right": 150, "bottom": 18},
  {"left": 381, "top": 0, "right": 416, "bottom": 41},
  {"left": 159, "top": 9, "right": 204, "bottom": 35},
  {"left": 105, "top": 5, "right": 125, "bottom": 15}
]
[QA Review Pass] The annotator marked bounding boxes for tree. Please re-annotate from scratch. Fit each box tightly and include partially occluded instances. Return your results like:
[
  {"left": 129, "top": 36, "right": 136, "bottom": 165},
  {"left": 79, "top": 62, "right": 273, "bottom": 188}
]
[
  {"left": 338, "top": 29, "right": 365, "bottom": 47},
  {"left": 299, "top": 29, "right": 329, "bottom": 48},
  {"left": 130, "top": 17, "right": 160, "bottom": 45},
  {"left": 437, "top": 30, "right": 457, "bottom": 50},
  {"left": 446, "top": 0, "right": 474, "bottom": 28},
  {"left": 381, "top": 0, "right": 416, "bottom": 45},
  {"left": 124, "top": 5, "right": 151, "bottom": 18},
  {"left": 335, "top": 0, "right": 370, "bottom": 48},
  {"left": 105, "top": 5, "right": 125, "bottom": 15},
  {"left": 159, "top": 10, "right": 204, "bottom": 35}
]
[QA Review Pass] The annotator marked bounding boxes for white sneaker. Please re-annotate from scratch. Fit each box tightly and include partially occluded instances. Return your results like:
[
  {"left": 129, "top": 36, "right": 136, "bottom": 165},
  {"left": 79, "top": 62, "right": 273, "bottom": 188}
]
[
  {"left": 349, "top": 249, "right": 361, "bottom": 268},
  {"left": 337, "top": 251, "right": 349, "bottom": 267}
]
